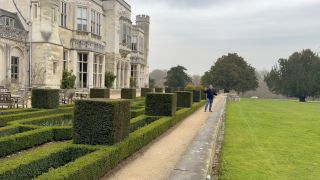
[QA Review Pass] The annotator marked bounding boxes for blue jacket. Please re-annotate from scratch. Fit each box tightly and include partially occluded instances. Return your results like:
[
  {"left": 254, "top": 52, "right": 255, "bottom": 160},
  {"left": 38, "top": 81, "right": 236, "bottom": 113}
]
[{"left": 204, "top": 89, "right": 217, "bottom": 99}]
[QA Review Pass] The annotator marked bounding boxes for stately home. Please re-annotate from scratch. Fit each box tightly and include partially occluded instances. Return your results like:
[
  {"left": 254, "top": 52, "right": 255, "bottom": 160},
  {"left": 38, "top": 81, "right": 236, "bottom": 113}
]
[{"left": 0, "top": 0, "right": 150, "bottom": 89}]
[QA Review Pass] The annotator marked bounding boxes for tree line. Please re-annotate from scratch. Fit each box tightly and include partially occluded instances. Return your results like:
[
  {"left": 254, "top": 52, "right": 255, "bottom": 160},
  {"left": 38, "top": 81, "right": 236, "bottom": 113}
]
[{"left": 157, "top": 49, "right": 320, "bottom": 102}]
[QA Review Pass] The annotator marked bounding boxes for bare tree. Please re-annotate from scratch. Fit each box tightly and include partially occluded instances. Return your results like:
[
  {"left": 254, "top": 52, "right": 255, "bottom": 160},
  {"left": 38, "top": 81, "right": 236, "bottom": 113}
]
[{"left": 149, "top": 69, "right": 167, "bottom": 87}]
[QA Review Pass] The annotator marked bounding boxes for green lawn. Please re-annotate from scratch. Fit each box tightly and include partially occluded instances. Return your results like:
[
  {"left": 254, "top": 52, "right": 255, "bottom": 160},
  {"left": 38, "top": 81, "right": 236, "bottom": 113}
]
[{"left": 219, "top": 98, "right": 320, "bottom": 180}]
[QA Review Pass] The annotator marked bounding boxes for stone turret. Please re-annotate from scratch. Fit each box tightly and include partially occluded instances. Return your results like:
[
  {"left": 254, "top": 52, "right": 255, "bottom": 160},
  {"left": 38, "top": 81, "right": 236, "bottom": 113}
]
[{"left": 136, "top": 15, "right": 150, "bottom": 61}]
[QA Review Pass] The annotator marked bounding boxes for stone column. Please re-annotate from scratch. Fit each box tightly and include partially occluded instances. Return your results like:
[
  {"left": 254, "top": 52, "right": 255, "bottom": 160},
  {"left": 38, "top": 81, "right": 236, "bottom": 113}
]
[
  {"left": 127, "top": 62, "right": 131, "bottom": 88},
  {"left": 88, "top": 52, "right": 94, "bottom": 89},
  {"left": 121, "top": 62, "right": 125, "bottom": 88},
  {"left": 102, "top": 55, "right": 106, "bottom": 88}
]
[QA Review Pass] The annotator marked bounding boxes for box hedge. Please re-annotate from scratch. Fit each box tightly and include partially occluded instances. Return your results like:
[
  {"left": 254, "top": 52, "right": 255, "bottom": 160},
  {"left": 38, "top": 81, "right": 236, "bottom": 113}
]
[
  {"left": 176, "top": 91, "right": 193, "bottom": 108},
  {"left": 141, "top": 88, "right": 154, "bottom": 97},
  {"left": 155, "top": 88, "right": 164, "bottom": 93},
  {"left": 35, "top": 101, "right": 205, "bottom": 180},
  {"left": 0, "top": 142, "right": 94, "bottom": 180},
  {"left": 145, "top": 93, "right": 177, "bottom": 116},
  {"left": 186, "top": 90, "right": 201, "bottom": 102},
  {"left": 89, "top": 88, "right": 110, "bottom": 99},
  {"left": 73, "top": 99, "right": 130, "bottom": 145},
  {"left": 32, "top": 89, "right": 59, "bottom": 109},
  {"left": 121, "top": 88, "right": 136, "bottom": 99}
]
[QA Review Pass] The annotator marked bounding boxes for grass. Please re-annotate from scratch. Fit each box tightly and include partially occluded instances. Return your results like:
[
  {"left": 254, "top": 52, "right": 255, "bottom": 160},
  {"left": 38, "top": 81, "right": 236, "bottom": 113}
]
[{"left": 219, "top": 98, "right": 320, "bottom": 180}]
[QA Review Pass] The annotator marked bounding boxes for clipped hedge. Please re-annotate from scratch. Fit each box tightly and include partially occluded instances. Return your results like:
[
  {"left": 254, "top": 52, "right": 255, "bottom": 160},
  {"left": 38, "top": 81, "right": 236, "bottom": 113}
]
[
  {"left": 129, "top": 115, "right": 160, "bottom": 132},
  {"left": 155, "top": 88, "right": 164, "bottom": 93},
  {"left": 0, "top": 142, "right": 94, "bottom": 180},
  {"left": 131, "top": 107, "right": 145, "bottom": 118},
  {"left": 0, "top": 107, "right": 73, "bottom": 127},
  {"left": 32, "top": 89, "right": 59, "bottom": 109},
  {"left": 141, "top": 88, "right": 154, "bottom": 97},
  {"left": 146, "top": 93, "right": 177, "bottom": 116},
  {"left": 176, "top": 91, "right": 193, "bottom": 108},
  {"left": 121, "top": 88, "right": 136, "bottom": 99},
  {"left": 89, "top": 88, "right": 110, "bottom": 99},
  {"left": 35, "top": 101, "right": 205, "bottom": 180},
  {"left": 202, "top": 91, "right": 207, "bottom": 100},
  {"left": 73, "top": 99, "right": 130, "bottom": 145},
  {"left": 186, "top": 90, "right": 201, "bottom": 102}
]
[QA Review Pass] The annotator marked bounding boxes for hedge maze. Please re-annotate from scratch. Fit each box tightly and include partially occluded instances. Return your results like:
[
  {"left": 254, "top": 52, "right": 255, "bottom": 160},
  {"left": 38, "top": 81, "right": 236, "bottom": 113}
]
[{"left": 0, "top": 89, "right": 205, "bottom": 179}]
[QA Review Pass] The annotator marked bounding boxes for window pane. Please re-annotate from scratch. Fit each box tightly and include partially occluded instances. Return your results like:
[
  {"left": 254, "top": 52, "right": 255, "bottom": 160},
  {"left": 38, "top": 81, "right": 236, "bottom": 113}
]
[{"left": 77, "top": 8, "right": 82, "bottom": 18}]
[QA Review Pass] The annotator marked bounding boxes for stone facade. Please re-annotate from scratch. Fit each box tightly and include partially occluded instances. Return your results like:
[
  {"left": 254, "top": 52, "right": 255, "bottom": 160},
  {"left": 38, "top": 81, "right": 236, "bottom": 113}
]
[{"left": 0, "top": 0, "right": 150, "bottom": 89}]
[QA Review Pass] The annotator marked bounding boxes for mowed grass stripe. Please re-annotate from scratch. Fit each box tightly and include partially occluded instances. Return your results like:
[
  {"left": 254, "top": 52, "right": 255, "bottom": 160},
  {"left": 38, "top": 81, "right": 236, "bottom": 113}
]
[{"left": 220, "top": 98, "right": 320, "bottom": 180}]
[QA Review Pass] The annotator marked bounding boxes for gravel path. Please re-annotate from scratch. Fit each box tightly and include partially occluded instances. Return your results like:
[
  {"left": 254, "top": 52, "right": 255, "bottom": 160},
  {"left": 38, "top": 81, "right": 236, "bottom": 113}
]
[{"left": 102, "top": 96, "right": 222, "bottom": 180}]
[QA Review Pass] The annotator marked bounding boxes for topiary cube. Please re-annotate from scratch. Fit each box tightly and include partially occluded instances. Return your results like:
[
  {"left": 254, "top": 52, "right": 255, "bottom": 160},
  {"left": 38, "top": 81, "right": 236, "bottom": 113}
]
[
  {"left": 155, "top": 88, "right": 164, "bottom": 93},
  {"left": 90, "top": 88, "right": 110, "bottom": 98},
  {"left": 186, "top": 90, "right": 201, "bottom": 102},
  {"left": 121, "top": 88, "right": 136, "bottom": 99},
  {"left": 202, "top": 91, "right": 207, "bottom": 100},
  {"left": 146, "top": 93, "right": 177, "bottom": 116},
  {"left": 141, "top": 88, "right": 154, "bottom": 97},
  {"left": 31, "top": 89, "right": 59, "bottom": 109},
  {"left": 165, "top": 87, "right": 173, "bottom": 93},
  {"left": 73, "top": 99, "right": 130, "bottom": 145},
  {"left": 176, "top": 91, "right": 193, "bottom": 108}
]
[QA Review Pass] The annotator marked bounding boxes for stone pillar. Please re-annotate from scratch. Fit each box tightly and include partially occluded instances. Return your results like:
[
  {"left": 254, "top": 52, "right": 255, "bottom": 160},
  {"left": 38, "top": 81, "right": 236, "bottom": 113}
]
[
  {"left": 137, "top": 64, "right": 141, "bottom": 88},
  {"left": 88, "top": 52, "right": 94, "bottom": 89},
  {"left": 102, "top": 55, "right": 106, "bottom": 88},
  {"left": 121, "top": 62, "right": 125, "bottom": 88},
  {"left": 126, "top": 62, "right": 131, "bottom": 88}
]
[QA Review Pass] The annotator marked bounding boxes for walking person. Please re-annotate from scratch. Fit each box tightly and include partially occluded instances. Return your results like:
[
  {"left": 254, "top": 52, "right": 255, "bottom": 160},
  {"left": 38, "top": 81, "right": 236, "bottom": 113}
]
[{"left": 204, "top": 85, "right": 217, "bottom": 112}]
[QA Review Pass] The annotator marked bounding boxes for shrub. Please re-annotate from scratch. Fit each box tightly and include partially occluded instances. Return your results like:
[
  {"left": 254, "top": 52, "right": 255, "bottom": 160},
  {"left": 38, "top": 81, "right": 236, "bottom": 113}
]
[
  {"left": 141, "top": 88, "right": 154, "bottom": 97},
  {"left": 0, "top": 142, "right": 94, "bottom": 180},
  {"left": 32, "top": 89, "right": 59, "bottom": 109},
  {"left": 186, "top": 90, "right": 201, "bottom": 102},
  {"left": 131, "top": 108, "right": 145, "bottom": 118},
  {"left": 73, "top": 99, "right": 130, "bottom": 145},
  {"left": 0, "top": 107, "right": 73, "bottom": 127},
  {"left": 155, "top": 88, "right": 164, "bottom": 93},
  {"left": 105, "top": 71, "right": 116, "bottom": 88},
  {"left": 35, "top": 101, "right": 205, "bottom": 180},
  {"left": 176, "top": 91, "right": 193, "bottom": 108},
  {"left": 130, "top": 78, "right": 137, "bottom": 88},
  {"left": 90, "top": 88, "right": 110, "bottom": 99},
  {"left": 146, "top": 93, "right": 177, "bottom": 116},
  {"left": 60, "top": 70, "right": 76, "bottom": 89},
  {"left": 202, "top": 91, "right": 207, "bottom": 100},
  {"left": 121, "top": 88, "right": 136, "bottom": 99}
]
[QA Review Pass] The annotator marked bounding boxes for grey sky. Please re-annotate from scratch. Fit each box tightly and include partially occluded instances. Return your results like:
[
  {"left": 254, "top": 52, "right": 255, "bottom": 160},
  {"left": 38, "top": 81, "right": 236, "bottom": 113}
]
[{"left": 127, "top": 0, "right": 320, "bottom": 75}]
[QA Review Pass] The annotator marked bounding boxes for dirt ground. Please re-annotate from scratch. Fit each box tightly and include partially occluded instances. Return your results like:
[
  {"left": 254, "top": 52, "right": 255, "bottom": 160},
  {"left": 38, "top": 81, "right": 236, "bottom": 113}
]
[{"left": 102, "top": 96, "right": 222, "bottom": 180}]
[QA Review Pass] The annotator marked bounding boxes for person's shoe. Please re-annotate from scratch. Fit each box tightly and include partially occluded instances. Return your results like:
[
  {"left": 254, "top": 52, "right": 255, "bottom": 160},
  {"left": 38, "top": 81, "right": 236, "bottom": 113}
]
[{"left": 209, "top": 110, "right": 213, "bottom": 112}]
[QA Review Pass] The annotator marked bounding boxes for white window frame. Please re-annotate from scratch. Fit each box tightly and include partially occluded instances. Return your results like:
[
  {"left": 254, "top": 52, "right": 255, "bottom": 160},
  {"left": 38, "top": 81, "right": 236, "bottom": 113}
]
[
  {"left": 78, "top": 53, "right": 88, "bottom": 88},
  {"left": 11, "top": 56, "right": 19, "bottom": 82},
  {"left": 93, "top": 55, "right": 103, "bottom": 88},
  {"left": 60, "top": 1, "right": 67, "bottom": 27},
  {"left": 76, "top": 7, "right": 88, "bottom": 31}
]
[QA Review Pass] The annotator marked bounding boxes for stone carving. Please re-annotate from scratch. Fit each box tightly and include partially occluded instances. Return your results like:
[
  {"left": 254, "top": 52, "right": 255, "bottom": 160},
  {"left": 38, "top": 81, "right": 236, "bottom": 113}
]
[
  {"left": 0, "top": 26, "right": 28, "bottom": 42},
  {"left": 70, "top": 39, "right": 106, "bottom": 54}
]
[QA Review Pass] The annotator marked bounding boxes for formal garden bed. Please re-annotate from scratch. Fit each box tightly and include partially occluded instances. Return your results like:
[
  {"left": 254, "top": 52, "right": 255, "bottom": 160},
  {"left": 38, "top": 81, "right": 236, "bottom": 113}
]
[{"left": 0, "top": 90, "right": 205, "bottom": 179}]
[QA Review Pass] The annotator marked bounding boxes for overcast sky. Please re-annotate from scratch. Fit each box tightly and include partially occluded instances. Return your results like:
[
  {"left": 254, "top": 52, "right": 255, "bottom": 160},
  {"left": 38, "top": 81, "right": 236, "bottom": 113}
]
[{"left": 127, "top": 0, "right": 320, "bottom": 75}]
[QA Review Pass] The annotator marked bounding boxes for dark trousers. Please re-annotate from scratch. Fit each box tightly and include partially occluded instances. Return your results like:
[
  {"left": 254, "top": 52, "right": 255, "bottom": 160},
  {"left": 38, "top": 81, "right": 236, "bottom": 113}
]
[{"left": 205, "top": 98, "right": 213, "bottom": 111}]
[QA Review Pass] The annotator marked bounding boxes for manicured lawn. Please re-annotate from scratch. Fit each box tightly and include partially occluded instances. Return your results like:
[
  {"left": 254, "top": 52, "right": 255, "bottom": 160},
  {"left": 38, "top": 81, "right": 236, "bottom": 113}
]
[{"left": 219, "top": 98, "right": 320, "bottom": 180}]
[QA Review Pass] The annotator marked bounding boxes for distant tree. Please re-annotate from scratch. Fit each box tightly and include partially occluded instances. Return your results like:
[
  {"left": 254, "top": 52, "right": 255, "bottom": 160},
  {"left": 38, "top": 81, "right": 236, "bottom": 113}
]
[
  {"left": 202, "top": 53, "right": 258, "bottom": 93},
  {"left": 192, "top": 75, "right": 202, "bottom": 86},
  {"left": 149, "top": 69, "right": 167, "bottom": 87},
  {"left": 105, "top": 71, "right": 116, "bottom": 88},
  {"left": 61, "top": 70, "right": 76, "bottom": 89},
  {"left": 165, "top": 65, "right": 192, "bottom": 87},
  {"left": 130, "top": 77, "right": 137, "bottom": 88},
  {"left": 265, "top": 49, "right": 320, "bottom": 102},
  {"left": 149, "top": 78, "right": 155, "bottom": 88}
]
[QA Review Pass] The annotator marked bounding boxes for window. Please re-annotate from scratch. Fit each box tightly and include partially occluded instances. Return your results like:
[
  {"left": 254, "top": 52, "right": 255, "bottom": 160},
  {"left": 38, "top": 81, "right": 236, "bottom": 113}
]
[
  {"left": 63, "top": 50, "right": 68, "bottom": 71},
  {"left": 11, "top": 57, "right": 19, "bottom": 82},
  {"left": 138, "top": 37, "right": 144, "bottom": 53},
  {"left": 93, "top": 55, "right": 103, "bottom": 88},
  {"left": 1, "top": 17, "right": 15, "bottom": 27},
  {"left": 132, "top": 36, "right": 137, "bottom": 51},
  {"left": 78, "top": 53, "right": 88, "bottom": 88},
  {"left": 33, "top": 4, "right": 38, "bottom": 19},
  {"left": 52, "top": 8, "right": 57, "bottom": 23},
  {"left": 53, "top": 61, "right": 57, "bottom": 74},
  {"left": 121, "top": 24, "right": 131, "bottom": 45},
  {"left": 91, "top": 10, "right": 101, "bottom": 35},
  {"left": 60, "top": 1, "right": 67, "bottom": 27},
  {"left": 76, "top": 7, "right": 87, "bottom": 31}
]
